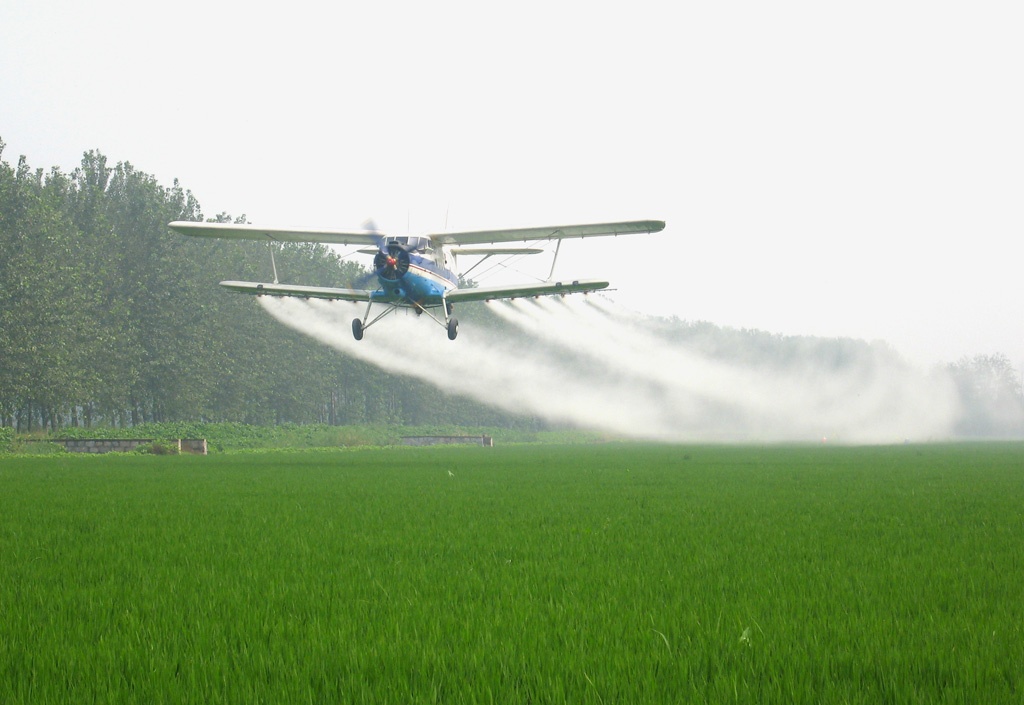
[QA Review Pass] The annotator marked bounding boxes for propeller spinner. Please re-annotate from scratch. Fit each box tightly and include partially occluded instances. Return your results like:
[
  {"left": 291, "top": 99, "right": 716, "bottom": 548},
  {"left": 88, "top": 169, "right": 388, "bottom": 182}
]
[
  {"left": 373, "top": 242, "right": 411, "bottom": 281},
  {"left": 350, "top": 221, "right": 414, "bottom": 288}
]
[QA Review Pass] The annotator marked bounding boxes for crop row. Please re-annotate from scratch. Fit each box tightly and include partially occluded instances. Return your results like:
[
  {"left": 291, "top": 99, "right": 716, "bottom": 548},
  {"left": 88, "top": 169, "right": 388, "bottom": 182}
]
[{"left": 1, "top": 443, "right": 1021, "bottom": 703}]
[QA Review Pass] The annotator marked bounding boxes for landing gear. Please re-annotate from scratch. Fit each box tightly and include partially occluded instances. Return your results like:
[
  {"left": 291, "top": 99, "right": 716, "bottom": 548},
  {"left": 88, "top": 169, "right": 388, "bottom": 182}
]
[{"left": 351, "top": 298, "right": 457, "bottom": 340}]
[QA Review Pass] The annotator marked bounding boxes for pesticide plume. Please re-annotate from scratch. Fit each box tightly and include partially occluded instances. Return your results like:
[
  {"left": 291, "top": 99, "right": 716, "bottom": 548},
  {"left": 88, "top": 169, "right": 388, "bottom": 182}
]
[
  {"left": 499, "top": 297, "right": 958, "bottom": 441},
  {"left": 258, "top": 296, "right": 959, "bottom": 442},
  {"left": 258, "top": 298, "right": 668, "bottom": 437}
]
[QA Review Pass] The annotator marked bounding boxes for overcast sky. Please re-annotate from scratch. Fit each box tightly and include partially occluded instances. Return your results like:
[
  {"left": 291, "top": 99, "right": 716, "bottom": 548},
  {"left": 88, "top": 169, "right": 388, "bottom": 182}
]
[{"left": 2, "top": 0, "right": 1021, "bottom": 367}]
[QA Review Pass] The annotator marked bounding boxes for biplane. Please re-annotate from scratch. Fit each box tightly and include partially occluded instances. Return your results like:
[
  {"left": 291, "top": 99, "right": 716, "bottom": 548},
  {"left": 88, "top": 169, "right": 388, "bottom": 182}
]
[{"left": 168, "top": 219, "right": 665, "bottom": 340}]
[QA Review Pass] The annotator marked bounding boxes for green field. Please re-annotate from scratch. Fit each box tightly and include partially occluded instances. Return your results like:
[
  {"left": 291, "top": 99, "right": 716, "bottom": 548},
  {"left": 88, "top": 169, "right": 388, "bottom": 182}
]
[{"left": 1, "top": 444, "right": 1021, "bottom": 703}]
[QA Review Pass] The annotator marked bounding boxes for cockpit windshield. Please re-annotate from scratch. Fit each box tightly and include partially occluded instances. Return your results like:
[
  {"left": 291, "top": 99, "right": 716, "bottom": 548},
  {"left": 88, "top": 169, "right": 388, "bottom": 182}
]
[{"left": 389, "top": 236, "right": 431, "bottom": 254}]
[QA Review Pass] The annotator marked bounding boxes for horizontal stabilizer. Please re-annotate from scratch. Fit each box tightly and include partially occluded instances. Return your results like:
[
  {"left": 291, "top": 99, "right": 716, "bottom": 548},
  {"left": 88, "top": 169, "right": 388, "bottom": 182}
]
[
  {"left": 219, "top": 281, "right": 371, "bottom": 301},
  {"left": 450, "top": 247, "right": 544, "bottom": 256}
]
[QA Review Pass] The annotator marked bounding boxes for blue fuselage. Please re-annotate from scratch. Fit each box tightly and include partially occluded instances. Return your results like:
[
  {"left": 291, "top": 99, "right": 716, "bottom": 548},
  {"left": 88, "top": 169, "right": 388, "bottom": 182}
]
[{"left": 371, "top": 251, "right": 458, "bottom": 307}]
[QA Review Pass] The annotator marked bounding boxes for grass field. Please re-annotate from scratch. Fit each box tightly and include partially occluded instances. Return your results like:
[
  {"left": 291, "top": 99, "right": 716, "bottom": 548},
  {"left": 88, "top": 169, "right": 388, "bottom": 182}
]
[{"left": 1, "top": 443, "right": 1022, "bottom": 703}]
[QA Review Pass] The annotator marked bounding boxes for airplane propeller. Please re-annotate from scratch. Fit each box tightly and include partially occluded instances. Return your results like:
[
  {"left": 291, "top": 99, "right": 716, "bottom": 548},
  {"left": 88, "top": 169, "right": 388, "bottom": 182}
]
[
  {"left": 350, "top": 220, "right": 413, "bottom": 289},
  {"left": 373, "top": 242, "right": 410, "bottom": 281}
]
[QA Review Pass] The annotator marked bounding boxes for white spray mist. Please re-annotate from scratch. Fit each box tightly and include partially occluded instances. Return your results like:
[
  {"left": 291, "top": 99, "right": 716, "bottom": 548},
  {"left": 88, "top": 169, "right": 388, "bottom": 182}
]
[{"left": 258, "top": 295, "right": 959, "bottom": 442}]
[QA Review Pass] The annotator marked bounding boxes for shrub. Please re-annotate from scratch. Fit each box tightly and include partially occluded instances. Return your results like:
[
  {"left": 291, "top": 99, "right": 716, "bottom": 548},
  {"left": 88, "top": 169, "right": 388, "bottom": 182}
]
[
  {"left": 138, "top": 440, "right": 180, "bottom": 455},
  {"left": 15, "top": 441, "right": 66, "bottom": 455},
  {"left": 0, "top": 427, "right": 13, "bottom": 453}
]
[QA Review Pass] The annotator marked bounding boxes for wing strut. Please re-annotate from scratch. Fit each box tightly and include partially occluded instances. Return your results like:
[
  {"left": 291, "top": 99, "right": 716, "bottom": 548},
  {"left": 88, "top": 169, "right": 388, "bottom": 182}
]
[
  {"left": 269, "top": 243, "right": 279, "bottom": 284},
  {"left": 547, "top": 238, "right": 564, "bottom": 281}
]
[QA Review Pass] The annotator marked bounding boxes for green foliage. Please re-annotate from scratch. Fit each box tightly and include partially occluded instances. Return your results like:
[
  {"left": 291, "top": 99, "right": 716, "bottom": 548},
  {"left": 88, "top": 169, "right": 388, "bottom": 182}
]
[
  {"left": 947, "top": 354, "right": 1024, "bottom": 436},
  {"left": 9, "top": 440, "right": 66, "bottom": 455},
  {"left": 0, "top": 443, "right": 1022, "bottom": 703},
  {"left": 0, "top": 426, "right": 12, "bottom": 452},
  {"left": 136, "top": 439, "right": 180, "bottom": 455},
  {"left": 0, "top": 144, "right": 535, "bottom": 432}
]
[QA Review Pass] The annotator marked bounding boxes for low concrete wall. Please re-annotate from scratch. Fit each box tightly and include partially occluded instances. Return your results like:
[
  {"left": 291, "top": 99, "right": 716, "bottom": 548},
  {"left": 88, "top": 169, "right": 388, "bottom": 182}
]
[
  {"left": 401, "top": 435, "right": 493, "bottom": 447},
  {"left": 60, "top": 438, "right": 153, "bottom": 453},
  {"left": 179, "top": 439, "right": 208, "bottom": 455},
  {"left": 57, "top": 438, "right": 208, "bottom": 455}
]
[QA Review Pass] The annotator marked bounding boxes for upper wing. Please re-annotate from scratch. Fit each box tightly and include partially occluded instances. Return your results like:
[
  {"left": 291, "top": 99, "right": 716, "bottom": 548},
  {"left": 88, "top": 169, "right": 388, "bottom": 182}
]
[
  {"left": 446, "top": 279, "right": 609, "bottom": 303},
  {"left": 429, "top": 219, "right": 665, "bottom": 246},
  {"left": 219, "top": 281, "right": 371, "bottom": 301},
  {"left": 170, "top": 219, "right": 665, "bottom": 247},
  {"left": 168, "top": 221, "right": 382, "bottom": 246}
]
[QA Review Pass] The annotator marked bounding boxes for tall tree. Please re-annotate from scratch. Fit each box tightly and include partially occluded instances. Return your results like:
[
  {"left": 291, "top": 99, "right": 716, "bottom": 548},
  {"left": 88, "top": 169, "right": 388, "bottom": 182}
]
[
  {"left": 947, "top": 354, "right": 1024, "bottom": 437},
  {"left": 0, "top": 143, "right": 557, "bottom": 430}
]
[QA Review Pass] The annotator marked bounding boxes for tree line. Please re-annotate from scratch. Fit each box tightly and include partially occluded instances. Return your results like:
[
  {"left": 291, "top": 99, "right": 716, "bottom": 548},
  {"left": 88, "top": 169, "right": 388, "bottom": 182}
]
[
  {"left": 0, "top": 142, "right": 532, "bottom": 431},
  {"left": 1, "top": 142, "right": 1020, "bottom": 436}
]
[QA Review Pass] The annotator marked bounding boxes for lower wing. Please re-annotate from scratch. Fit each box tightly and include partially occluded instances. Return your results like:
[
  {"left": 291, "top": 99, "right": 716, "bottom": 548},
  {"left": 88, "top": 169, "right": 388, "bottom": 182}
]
[
  {"left": 446, "top": 279, "right": 609, "bottom": 303},
  {"left": 219, "top": 278, "right": 609, "bottom": 304},
  {"left": 219, "top": 281, "right": 372, "bottom": 301}
]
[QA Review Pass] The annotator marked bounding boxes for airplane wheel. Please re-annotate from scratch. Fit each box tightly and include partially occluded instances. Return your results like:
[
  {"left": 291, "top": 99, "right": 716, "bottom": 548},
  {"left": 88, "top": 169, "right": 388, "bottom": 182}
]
[
  {"left": 352, "top": 318, "right": 364, "bottom": 341},
  {"left": 447, "top": 317, "right": 459, "bottom": 340}
]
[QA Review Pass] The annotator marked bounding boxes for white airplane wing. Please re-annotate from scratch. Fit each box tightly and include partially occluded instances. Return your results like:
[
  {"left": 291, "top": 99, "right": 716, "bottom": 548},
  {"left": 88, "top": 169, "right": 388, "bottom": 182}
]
[
  {"left": 429, "top": 219, "right": 665, "bottom": 246},
  {"left": 168, "top": 221, "right": 382, "bottom": 246},
  {"left": 446, "top": 279, "right": 609, "bottom": 303},
  {"left": 219, "top": 281, "right": 372, "bottom": 301}
]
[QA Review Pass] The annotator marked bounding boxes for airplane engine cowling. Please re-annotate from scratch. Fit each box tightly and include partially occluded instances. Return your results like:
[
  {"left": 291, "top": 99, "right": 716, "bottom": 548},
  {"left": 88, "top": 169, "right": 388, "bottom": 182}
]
[{"left": 374, "top": 244, "right": 410, "bottom": 281}]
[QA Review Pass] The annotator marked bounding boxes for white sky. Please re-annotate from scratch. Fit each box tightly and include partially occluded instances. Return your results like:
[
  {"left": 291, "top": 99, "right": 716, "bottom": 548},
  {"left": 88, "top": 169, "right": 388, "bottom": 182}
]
[{"left": 2, "top": 0, "right": 1022, "bottom": 367}]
